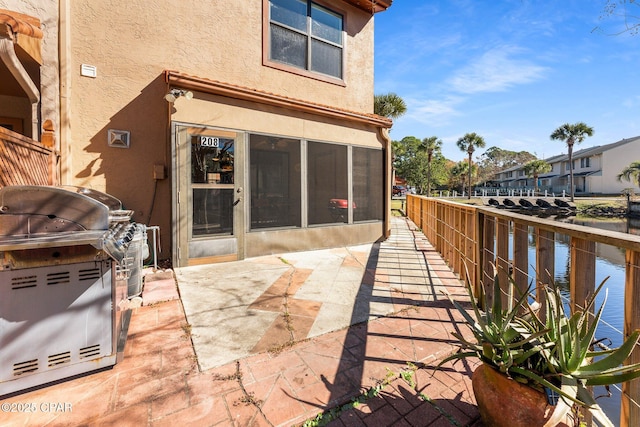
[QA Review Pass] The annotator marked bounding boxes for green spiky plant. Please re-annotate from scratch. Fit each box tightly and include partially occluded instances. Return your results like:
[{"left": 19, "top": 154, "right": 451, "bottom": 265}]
[{"left": 440, "top": 273, "right": 640, "bottom": 427}]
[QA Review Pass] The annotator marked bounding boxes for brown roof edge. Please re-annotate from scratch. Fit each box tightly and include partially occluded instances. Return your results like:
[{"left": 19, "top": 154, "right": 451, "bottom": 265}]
[
  {"left": 0, "top": 9, "right": 43, "bottom": 39},
  {"left": 341, "top": 0, "right": 392, "bottom": 14},
  {"left": 164, "top": 70, "right": 392, "bottom": 129}
]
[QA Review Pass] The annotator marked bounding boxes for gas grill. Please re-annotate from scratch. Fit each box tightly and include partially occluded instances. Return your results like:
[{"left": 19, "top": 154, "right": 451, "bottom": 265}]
[{"left": 0, "top": 185, "right": 149, "bottom": 396}]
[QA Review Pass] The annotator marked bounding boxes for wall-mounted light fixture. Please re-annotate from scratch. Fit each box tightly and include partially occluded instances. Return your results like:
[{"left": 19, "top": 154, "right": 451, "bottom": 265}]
[
  {"left": 107, "top": 129, "right": 131, "bottom": 148},
  {"left": 164, "top": 88, "right": 193, "bottom": 103}
]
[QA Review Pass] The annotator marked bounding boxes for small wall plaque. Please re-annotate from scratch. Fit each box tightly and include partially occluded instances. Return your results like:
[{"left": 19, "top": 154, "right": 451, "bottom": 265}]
[{"left": 81, "top": 64, "right": 97, "bottom": 78}]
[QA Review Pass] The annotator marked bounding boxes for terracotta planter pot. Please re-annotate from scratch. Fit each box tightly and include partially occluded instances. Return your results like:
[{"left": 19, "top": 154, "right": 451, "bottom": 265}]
[{"left": 472, "top": 364, "right": 571, "bottom": 427}]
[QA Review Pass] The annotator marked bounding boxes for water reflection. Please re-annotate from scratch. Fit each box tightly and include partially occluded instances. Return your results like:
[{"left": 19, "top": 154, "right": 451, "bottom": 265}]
[
  {"left": 523, "top": 215, "right": 637, "bottom": 423},
  {"left": 562, "top": 216, "right": 640, "bottom": 236}
]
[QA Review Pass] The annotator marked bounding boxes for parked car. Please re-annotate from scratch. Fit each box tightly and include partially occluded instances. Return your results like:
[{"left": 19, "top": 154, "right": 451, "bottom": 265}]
[{"left": 393, "top": 185, "right": 406, "bottom": 196}]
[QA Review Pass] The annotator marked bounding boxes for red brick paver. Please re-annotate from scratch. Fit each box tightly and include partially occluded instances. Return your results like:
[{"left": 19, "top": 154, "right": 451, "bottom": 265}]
[{"left": 0, "top": 218, "right": 481, "bottom": 427}]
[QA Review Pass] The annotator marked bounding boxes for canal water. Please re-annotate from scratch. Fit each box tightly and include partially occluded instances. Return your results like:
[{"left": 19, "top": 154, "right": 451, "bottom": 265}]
[{"left": 527, "top": 216, "right": 639, "bottom": 422}]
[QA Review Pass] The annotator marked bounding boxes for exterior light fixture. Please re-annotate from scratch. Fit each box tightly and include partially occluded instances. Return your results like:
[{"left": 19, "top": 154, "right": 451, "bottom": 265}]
[
  {"left": 107, "top": 129, "right": 131, "bottom": 148},
  {"left": 164, "top": 88, "right": 193, "bottom": 102}
]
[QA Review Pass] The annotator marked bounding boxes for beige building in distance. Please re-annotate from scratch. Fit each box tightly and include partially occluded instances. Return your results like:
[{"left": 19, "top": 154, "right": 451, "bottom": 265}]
[
  {"left": 0, "top": 0, "right": 394, "bottom": 267},
  {"left": 491, "top": 136, "right": 640, "bottom": 196}
]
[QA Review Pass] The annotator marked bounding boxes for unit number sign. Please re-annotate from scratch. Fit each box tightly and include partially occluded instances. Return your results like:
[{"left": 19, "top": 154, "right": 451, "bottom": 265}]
[{"left": 199, "top": 136, "right": 220, "bottom": 148}]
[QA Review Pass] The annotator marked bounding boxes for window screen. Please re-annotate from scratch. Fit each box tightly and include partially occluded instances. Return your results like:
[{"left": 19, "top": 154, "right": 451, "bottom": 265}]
[
  {"left": 307, "top": 141, "right": 348, "bottom": 225},
  {"left": 353, "top": 147, "right": 383, "bottom": 222},
  {"left": 249, "top": 134, "right": 302, "bottom": 229}
]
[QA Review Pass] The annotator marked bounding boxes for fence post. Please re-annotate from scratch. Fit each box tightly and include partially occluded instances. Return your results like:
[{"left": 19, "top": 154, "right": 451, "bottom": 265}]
[
  {"left": 496, "top": 218, "right": 510, "bottom": 307},
  {"left": 536, "top": 228, "right": 555, "bottom": 319},
  {"left": 622, "top": 250, "right": 640, "bottom": 427},
  {"left": 513, "top": 222, "right": 529, "bottom": 297},
  {"left": 569, "top": 237, "right": 596, "bottom": 313},
  {"left": 482, "top": 214, "right": 496, "bottom": 308}
]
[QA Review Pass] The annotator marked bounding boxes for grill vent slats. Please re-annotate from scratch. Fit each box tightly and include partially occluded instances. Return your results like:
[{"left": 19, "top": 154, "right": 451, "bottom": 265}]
[
  {"left": 11, "top": 275, "right": 38, "bottom": 290},
  {"left": 79, "top": 268, "right": 101, "bottom": 281},
  {"left": 13, "top": 359, "right": 38, "bottom": 376},
  {"left": 47, "top": 271, "right": 71, "bottom": 285},
  {"left": 79, "top": 345, "right": 101, "bottom": 359},
  {"left": 48, "top": 351, "right": 71, "bottom": 367}
]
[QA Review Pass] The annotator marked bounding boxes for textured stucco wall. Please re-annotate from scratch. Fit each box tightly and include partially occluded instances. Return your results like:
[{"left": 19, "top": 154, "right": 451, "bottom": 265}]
[
  {"left": 65, "top": 0, "right": 379, "bottom": 261},
  {"left": 0, "top": 0, "right": 60, "bottom": 138},
  {"left": 171, "top": 95, "right": 381, "bottom": 148}
]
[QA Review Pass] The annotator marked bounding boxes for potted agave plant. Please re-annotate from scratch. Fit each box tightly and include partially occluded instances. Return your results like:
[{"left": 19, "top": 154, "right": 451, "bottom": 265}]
[{"left": 440, "top": 273, "right": 640, "bottom": 427}]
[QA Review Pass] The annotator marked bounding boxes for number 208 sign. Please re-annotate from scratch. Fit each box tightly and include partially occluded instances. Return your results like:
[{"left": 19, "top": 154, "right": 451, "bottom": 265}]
[{"left": 199, "top": 136, "right": 220, "bottom": 148}]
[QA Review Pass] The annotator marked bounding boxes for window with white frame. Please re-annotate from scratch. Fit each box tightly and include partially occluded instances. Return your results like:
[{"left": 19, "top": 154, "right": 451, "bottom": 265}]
[
  {"left": 268, "top": 0, "right": 344, "bottom": 80},
  {"left": 580, "top": 157, "right": 591, "bottom": 168}
]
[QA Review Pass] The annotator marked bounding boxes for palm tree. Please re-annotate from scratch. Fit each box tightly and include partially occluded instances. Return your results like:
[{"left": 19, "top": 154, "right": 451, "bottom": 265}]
[
  {"left": 375, "top": 93, "right": 407, "bottom": 192},
  {"left": 374, "top": 93, "right": 407, "bottom": 120},
  {"left": 456, "top": 133, "right": 486, "bottom": 199},
  {"left": 550, "top": 122, "right": 594, "bottom": 201},
  {"left": 617, "top": 161, "right": 640, "bottom": 188},
  {"left": 523, "top": 160, "right": 552, "bottom": 195},
  {"left": 449, "top": 161, "right": 475, "bottom": 194},
  {"left": 419, "top": 136, "right": 443, "bottom": 196}
]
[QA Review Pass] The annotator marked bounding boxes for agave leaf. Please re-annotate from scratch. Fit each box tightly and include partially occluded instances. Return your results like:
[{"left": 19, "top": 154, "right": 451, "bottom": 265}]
[
  {"left": 436, "top": 351, "right": 479, "bottom": 368},
  {"left": 501, "top": 284, "right": 535, "bottom": 330},
  {"left": 449, "top": 332, "right": 483, "bottom": 352},
  {"left": 580, "top": 352, "right": 640, "bottom": 384},
  {"left": 577, "top": 289, "right": 608, "bottom": 361},
  {"left": 505, "top": 329, "right": 551, "bottom": 350},
  {"left": 565, "top": 322, "right": 583, "bottom": 373},
  {"left": 492, "top": 274, "right": 503, "bottom": 329},
  {"left": 583, "top": 277, "right": 610, "bottom": 315},
  {"left": 542, "top": 378, "right": 577, "bottom": 427},
  {"left": 573, "top": 383, "right": 616, "bottom": 427},
  {"left": 451, "top": 278, "right": 496, "bottom": 341},
  {"left": 584, "top": 365, "right": 640, "bottom": 385},
  {"left": 512, "top": 344, "right": 551, "bottom": 365},
  {"left": 509, "top": 366, "right": 583, "bottom": 405},
  {"left": 576, "top": 329, "right": 640, "bottom": 376},
  {"left": 442, "top": 290, "right": 479, "bottom": 329}
]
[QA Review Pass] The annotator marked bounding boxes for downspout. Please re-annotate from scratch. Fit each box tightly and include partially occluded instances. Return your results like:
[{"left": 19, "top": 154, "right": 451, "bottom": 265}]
[
  {"left": 0, "top": 37, "right": 40, "bottom": 138},
  {"left": 59, "top": 0, "right": 71, "bottom": 184},
  {"left": 377, "top": 126, "right": 392, "bottom": 238}
]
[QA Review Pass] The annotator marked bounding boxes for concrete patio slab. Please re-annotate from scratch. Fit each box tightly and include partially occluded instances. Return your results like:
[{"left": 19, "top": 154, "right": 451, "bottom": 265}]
[{"left": 0, "top": 216, "right": 482, "bottom": 427}]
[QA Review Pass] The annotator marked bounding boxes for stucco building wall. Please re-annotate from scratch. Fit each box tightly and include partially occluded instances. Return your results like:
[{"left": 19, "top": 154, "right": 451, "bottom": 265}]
[{"left": 62, "top": 0, "right": 385, "bottom": 262}]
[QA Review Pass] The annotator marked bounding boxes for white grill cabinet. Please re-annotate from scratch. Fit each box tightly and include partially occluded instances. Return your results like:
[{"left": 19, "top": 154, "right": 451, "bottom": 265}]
[{"left": 0, "top": 186, "right": 147, "bottom": 396}]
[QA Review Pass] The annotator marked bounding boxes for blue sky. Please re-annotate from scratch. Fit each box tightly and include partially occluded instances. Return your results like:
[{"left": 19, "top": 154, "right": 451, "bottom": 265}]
[{"left": 373, "top": 1, "right": 640, "bottom": 162}]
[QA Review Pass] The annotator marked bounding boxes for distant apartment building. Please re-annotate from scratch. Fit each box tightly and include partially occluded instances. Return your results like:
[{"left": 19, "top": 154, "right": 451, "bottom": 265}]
[
  {"left": 491, "top": 136, "right": 640, "bottom": 195},
  {"left": 0, "top": 0, "right": 394, "bottom": 266}
]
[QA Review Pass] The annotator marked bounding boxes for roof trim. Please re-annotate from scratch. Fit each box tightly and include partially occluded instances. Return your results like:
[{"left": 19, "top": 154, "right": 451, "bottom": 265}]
[
  {"left": 164, "top": 70, "right": 393, "bottom": 128},
  {"left": 0, "top": 9, "right": 43, "bottom": 39},
  {"left": 340, "top": 0, "right": 392, "bottom": 13}
]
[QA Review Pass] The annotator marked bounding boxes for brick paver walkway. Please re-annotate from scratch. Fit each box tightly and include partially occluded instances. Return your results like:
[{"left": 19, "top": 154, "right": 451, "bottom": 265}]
[{"left": 1, "top": 217, "right": 482, "bottom": 427}]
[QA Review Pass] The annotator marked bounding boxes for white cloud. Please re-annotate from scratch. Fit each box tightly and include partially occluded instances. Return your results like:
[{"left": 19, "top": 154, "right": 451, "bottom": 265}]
[
  {"left": 447, "top": 47, "right": 548, "bottom": 94},
  {"left": 405, "top": 96, "right": 464, "bottom": 127},
  {"left": 623, "top": 95, "right": 640, "bottom": 108}
]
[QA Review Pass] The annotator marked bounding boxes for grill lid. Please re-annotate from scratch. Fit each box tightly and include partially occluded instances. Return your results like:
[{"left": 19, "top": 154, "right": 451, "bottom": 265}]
[
  {"left": 0, "top": 186, "right": 139, "bottom": 261},
  {"left": 0, "top": 185, "right": 132, "bottom": 233}
]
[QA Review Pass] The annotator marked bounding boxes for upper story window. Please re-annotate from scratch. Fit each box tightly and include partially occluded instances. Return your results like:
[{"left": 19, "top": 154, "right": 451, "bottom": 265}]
[
  {"left": 580, "top": 157, "right": 591, "bottom": 168},
  {"left": 268, "top": 0, "right": 344, "bottom": 81}
]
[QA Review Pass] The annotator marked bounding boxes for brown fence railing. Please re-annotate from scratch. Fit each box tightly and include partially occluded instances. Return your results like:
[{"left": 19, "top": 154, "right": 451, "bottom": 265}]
[
  {"left": 0, "top": 127, "right": 56, "bottom": 186},
  {"left": 407, "top": 194, "right": 640, "bottom": 427}
]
